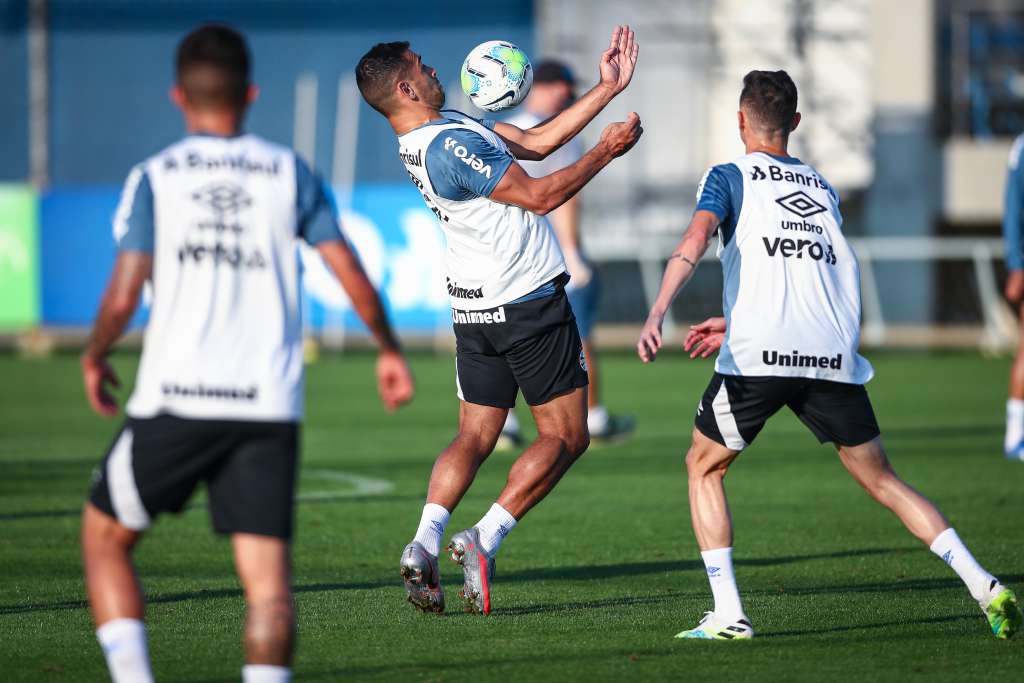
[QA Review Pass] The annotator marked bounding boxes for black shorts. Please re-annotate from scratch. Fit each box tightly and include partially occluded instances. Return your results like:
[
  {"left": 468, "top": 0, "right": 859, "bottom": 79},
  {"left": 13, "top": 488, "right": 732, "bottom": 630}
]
[
  {"left": 694, "top": 373, "right": 880, "bottom": 451},
  {"left": 89, "top": 414, "right": 299, "bottom": 539},
  {"left": 453, "top": 274, "right": 588, "bottom": 408}
]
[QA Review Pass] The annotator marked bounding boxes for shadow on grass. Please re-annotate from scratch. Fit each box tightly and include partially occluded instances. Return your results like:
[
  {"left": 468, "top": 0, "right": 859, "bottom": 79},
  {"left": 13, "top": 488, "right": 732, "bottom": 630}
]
[
  {"left": 761, "top": 612, "right": 978, "bottom": 637},
  {"left": 3, "top": 547, "right": 946, "bottom": 616},
  {"left": 499, "top": 546, "right": 918, "bottom": 583}
]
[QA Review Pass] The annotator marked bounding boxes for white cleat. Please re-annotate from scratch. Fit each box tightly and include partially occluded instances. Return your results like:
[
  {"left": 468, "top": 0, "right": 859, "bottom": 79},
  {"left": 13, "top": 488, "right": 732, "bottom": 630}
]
[{"left": 674, "top": 612, "right": 754, "bottom": 640}]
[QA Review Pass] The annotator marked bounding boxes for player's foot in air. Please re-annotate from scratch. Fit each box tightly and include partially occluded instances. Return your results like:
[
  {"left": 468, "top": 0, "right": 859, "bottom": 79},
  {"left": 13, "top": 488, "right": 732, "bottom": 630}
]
[
  {"left": 400, "top": 542, "right": 444, "bottom": 614},
  {"left": 674, "top": 612, "right": 754, "bottom": 640},
  {"left": 447, "top": 528, "right": 495, "bottom": 615},
  {"left": 981, "top": 582, "right": 1022, "bottom": 639},
  {"left": 590, "top": 413, "right": 636, "bottom": 444}
]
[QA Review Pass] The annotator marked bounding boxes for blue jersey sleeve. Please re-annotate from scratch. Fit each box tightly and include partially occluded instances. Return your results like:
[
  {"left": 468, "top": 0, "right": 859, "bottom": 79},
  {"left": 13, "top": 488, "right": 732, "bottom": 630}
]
[
  {"left": 113, "top": 165, "right": 154, "bottom": 253},
  {"left": 425, "top": 129, "right": 513, "bottom": 201},
  {"left": 1004, "top": 141, "right": 1024, "bottom": 271},
  {"left": 695, "top": 163, "right": 743, "bottom": 246},
  {"left": 295, "top": 156, "right": 345, "bottom": 245}
]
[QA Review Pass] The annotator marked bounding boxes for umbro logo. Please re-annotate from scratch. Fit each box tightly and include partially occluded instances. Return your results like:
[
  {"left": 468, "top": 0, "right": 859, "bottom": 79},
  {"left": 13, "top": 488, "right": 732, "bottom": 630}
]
[
  {"left": 942, "top": 550, "right": 954, "bottom": 565},
  {"left": 707, "top": 566, "right": 721, "bottom": 576},
  {"left": 776, "top": 191, "right": 827, "bottom": 219}
]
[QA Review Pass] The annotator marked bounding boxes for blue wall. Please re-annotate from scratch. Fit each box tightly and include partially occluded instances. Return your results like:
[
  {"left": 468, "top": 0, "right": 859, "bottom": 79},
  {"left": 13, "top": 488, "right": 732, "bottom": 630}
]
[{"left": 0, "top": 0, "right": 533, "bottom": 185}]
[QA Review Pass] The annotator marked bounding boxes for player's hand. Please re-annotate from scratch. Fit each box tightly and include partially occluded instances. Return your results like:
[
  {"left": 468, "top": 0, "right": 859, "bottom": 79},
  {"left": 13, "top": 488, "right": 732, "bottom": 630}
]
[
  {"left": 1006, "top": 270, "right": 1024, "bottom": 304},
  {"left": 81, "top": 353, "right": 121, "bottom": 417},
  {"left": 376, "top": 350, "right": 414, "bottom": 411},
  {"left": 598, "top": 25, "right": 639, "bottom": 95},
  {"left": 600, "top": 112, "right": 643, "bottom": 158},
  {"left": 637, "top": 312, "right": 664, "bottom": 363},
  {"left": 683, "top": 317, "right": 727, "bottom": 359}
]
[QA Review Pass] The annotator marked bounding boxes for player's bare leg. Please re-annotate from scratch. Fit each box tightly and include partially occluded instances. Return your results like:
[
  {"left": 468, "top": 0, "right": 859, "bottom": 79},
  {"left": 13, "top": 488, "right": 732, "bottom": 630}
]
[
  {"left": 675, "top": 429, "right": 753, "bottom": 639},
  {"left": 838, "top": 436, "right": 1020, "bottom": 637},
  {"left": 447, "top": 386, "right": 590, "bottom": 614},
  {"left": 493, "top": 386, "right": 590, "bottom": 516},
  {"left": 81, "top": 503, "right": 154, "bottom": 682},
  {"left": 837, "top": 437, "right": 947, "bottom": 543},
  {"left": 426, "top": 402, "right": 508, "bottom": 510},
  {"left": 233, "top": 534, "right": 295, "bottom": 674},
  {"left": 401, "top": 403, "right": 506, "bottom": 613}
]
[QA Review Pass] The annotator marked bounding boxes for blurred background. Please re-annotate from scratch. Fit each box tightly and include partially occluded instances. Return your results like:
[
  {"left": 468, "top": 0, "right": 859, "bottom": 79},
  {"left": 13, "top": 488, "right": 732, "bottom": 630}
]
[{"left": 1, "top": 0, "right": 1023, "bottom": 352}]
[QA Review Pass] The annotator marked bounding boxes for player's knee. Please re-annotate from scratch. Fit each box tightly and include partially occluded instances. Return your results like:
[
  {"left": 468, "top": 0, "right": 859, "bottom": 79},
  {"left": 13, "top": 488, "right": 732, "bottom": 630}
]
[
  {"left": 81, "top": 504, "right": 139, "bottom": 553},
  {"left": 685, "top": 445, "right": 725, "bottom": 478}
]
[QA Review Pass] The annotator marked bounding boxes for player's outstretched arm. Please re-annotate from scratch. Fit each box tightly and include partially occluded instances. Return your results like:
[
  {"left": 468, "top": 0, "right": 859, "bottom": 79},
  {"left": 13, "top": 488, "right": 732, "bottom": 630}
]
[
  {"left": 316, "top": 240, "right": 414, "bottom": 411},
  {"left": 637, "top": 211, "right": 719, "bottom": 363},
  {"left": 490, "top": 112, "right": 642, "bottom": 214},
  {"left": 492, "top": 25, "right": 639, "bottom": 161},
  {"left": 81, "top": 251, "right": 153, "bottom": 416}
]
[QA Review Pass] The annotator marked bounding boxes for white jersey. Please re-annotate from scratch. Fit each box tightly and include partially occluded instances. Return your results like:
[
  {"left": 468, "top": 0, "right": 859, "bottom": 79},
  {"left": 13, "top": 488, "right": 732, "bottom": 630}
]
[
  {"left": 114, "top": 133, "right": 345, "bottom": 421},
  {"left": 696, "top": 152, "right": 874, "bottom": 384},
  {"left": 397, "top": 110, "right": 565, "bottom": 310}
]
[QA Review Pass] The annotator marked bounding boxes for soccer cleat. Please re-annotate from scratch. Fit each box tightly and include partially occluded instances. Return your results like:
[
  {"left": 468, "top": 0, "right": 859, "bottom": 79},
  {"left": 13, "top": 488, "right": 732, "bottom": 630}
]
[
  {"left": 400, "top": 541, "right": 444, "bottom": 614},
  {"left": 674, "top": 612, "right": 754, "bottom": 640},
  {"left": 590, "top": 414, "right": 636, "bottom": 444},
  {"left": 1005, "top": 443, "right": 1024, "bottom": 461},
  {"left": 981, "top": 583, "right": 1022, "bottom": 639},
  {"left": 447, "top": 528, "right": 495, "bottom": 615}
]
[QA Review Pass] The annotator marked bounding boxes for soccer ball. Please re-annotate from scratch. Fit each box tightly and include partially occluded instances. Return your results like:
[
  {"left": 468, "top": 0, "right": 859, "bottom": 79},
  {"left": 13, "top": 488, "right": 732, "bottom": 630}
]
[{"left": 460, "top": 41, "right": 533, "bottom": 112}]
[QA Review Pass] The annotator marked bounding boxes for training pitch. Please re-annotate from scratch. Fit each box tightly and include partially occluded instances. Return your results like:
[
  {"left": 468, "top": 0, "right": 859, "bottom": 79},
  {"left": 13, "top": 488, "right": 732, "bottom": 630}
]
[{"left": 1, "top": 350, "right": 1022, "bottom": 681}]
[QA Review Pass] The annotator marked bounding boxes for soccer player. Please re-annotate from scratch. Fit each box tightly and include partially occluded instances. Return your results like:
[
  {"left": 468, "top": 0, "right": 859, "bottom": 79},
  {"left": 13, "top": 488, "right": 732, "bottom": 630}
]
[
  {"left": 355, "top": 26, "right": 641, "bottom": 614},
  {"left": 80, "top": 25, "right": 414, "bottom": 683},
  {"left": 636, "top": 70, "right": 1021, "bottom": 640},
  {"left": 1002, "top": 135, "right": 1024, "bottom": 460},
  {"left": 499, "top": 60, "right": 636, "bottom": 448}
]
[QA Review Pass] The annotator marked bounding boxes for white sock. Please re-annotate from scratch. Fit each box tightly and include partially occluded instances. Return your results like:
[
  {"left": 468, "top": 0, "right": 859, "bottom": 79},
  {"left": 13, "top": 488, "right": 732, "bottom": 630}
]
[
  {"left": 474, "top": 503, "right": 517, "bottom": 557},
  {"left": 587, "top": 405, "right": 609, "bottom": 433},
  {"left": 701, "top": 547, "right": 746, "bottom": 622},
  {"left": 930, "top": 527, "right": 998, "bottom": 603},
  {"left": 412, "top": 503, "right": 450, "bottom": 557},
  {"left": 503, "top": 411, "right": 520, "bottom": 435},
  {"left": 96, "top": 618, "right": 154, "bottom": 683},
  {"left": 242, "top": 664, "right": 292, "bottom": 683},
  {"left": 1006, "top": 399, "right": 1024, "bottom": 453}
]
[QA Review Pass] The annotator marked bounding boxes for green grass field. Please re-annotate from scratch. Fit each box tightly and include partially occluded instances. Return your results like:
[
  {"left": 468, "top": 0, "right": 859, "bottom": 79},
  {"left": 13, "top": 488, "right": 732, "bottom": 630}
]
[{"left": 1, "top": 350, "right": 1022, "bottom": 681}]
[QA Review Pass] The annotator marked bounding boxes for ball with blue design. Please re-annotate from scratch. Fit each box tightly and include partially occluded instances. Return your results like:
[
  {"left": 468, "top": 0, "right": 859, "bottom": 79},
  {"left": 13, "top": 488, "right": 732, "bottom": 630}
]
[{"left": 460, "top": 41, "right": 533, "bottom": 112}]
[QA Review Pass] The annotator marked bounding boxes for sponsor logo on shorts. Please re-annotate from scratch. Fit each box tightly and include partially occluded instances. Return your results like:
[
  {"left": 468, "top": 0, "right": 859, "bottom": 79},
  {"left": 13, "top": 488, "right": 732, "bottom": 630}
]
[
  {"left": 762, "top": 236, "right": 837, "bottom": 265},
  {"left": 446, "top": 278, "right": 484, "bottom": 299},
  {"left": 451, "top": 306, "right": 506, "bottom": 324},
  {"left": 762, "top": 349, "right": 843, "bottom": 370}
]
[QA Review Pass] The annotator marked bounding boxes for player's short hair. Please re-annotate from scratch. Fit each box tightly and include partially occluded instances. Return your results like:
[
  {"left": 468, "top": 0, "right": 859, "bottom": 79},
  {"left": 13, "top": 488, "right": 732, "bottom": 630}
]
[
  {"left": 739, "top": 70, "right": 798, "bottom": 135},
  {"left": 176, "top": 24, "right": 251, "bottom": 111},
  {"left": 355, "top": 41, "right": 412, "bottom": 115}
]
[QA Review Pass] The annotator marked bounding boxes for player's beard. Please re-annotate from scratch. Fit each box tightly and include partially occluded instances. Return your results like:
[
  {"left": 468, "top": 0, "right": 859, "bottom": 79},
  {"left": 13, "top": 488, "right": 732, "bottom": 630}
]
[{"left": 429, "top": 78, "right": 445, "bottom": 109}]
